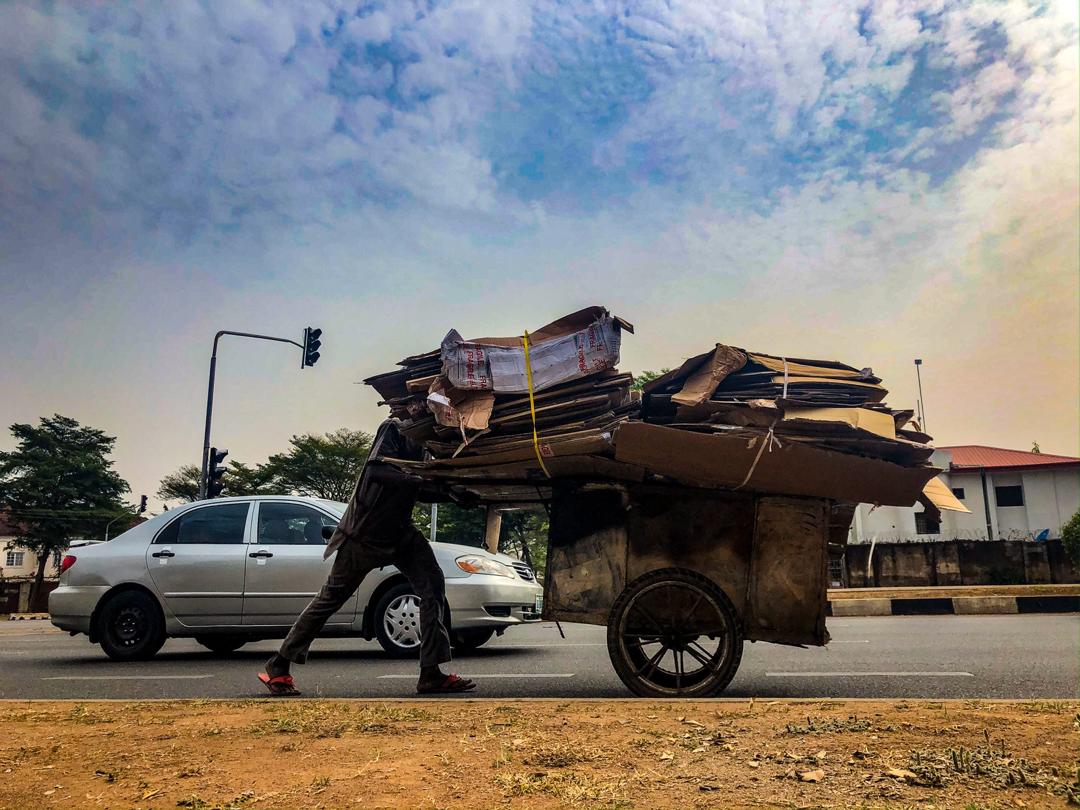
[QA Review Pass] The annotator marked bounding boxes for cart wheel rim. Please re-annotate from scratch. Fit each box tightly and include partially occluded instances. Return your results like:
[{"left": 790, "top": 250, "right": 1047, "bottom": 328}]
[{"left": 616, "top": 579, "right": 734, "bottom": 696}]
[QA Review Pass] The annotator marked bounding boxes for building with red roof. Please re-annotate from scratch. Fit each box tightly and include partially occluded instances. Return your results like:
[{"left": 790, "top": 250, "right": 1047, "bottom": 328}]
[{"left": 851, "top": 445, "right": 1079, "bottom": 543}]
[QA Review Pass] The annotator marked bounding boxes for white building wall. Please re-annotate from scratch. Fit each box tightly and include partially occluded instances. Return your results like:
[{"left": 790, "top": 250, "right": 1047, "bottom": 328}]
[
  {"left": 0, "top": 538, "right": 59, "bottom": 579},
  {"left": 945, "top": 472, "right": 992, "bottom": 539},
  {"left": 849, "top": 466, "right": 1079, "bottom": 543}
]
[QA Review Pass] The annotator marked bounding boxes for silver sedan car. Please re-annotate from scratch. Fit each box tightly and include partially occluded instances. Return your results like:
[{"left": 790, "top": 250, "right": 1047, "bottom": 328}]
[{"left": 49, "top": 495, "right": 543, "bottom": 661}]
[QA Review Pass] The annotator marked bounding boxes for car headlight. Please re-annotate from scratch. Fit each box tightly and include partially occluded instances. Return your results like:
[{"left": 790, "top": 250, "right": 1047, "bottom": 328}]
[{"left": 455, "top": 555, "right": 517, "bottom": 578}]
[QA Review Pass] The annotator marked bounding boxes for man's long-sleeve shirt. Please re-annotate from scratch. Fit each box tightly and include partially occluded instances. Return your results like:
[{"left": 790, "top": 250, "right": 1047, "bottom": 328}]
[{"left": 324, "top": 420, "right": 444, "bottom": 559}]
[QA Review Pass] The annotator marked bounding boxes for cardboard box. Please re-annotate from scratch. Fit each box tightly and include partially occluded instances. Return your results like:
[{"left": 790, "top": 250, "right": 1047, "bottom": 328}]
[{"left": 441, "top": 307, "right": 632, "bottom": 394}]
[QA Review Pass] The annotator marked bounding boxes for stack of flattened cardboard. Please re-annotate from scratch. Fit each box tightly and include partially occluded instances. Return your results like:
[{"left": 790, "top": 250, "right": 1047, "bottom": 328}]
[
  {"left": 368, "top": 321, "right": 956, "bottom": 513},
  {"left": 639, "top": 343, "right": 933, "bottom": 467},
  {"left": 363, "top": 307, "right": 637, "bottom": 468}
]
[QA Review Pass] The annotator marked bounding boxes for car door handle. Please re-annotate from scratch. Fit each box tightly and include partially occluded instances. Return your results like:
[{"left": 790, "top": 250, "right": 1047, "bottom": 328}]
[
  {"left": 248, "top": 550, "right": 274, "bottom": 559},
  {"left": 151, "top": 550, "right": 175, "bottom": 558}
]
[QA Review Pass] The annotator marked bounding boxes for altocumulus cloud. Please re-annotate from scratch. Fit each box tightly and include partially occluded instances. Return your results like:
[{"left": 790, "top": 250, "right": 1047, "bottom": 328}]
[{"left": 0, "top": 0, "right": 1075, "bottom": 246}]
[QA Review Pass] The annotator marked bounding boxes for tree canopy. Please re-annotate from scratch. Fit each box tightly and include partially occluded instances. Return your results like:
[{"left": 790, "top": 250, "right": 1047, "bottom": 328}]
[
  {"left": 0, "top": 415, "right": 130, "bottom": 596},
  {"left": 157, "top": 429, "right": 373, "bottom": 506},
  {"left": 630, "top": 369, "right": 671, "bottom": 391}
]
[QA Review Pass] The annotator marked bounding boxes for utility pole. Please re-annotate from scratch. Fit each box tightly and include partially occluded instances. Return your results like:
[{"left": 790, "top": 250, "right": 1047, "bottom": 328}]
[
  {"left": 199, "top": 329, "right": 322, "bottom": 499},
  {"left": 913, "top": 358, "right": 927, "bottom": 431}
]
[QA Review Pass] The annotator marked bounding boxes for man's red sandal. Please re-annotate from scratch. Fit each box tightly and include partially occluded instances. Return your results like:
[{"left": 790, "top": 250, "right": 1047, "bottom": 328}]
[
  {"left": 416, "top": 673, "right": 476, "bottom": 694},
  {"left": 258, "top": 672, "right": 301, "bottom": 697}
]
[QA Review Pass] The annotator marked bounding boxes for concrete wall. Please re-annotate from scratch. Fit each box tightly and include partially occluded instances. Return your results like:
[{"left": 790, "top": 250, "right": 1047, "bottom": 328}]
[{"left": 841, "top": 539, "right": 1079, "bottom": 587}]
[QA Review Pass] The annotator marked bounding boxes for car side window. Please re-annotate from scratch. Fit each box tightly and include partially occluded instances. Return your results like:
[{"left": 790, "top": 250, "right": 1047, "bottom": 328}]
[
  {"left": 256, "top": 502, "right": 338, "bottom": 546},
  {"left": 155, "top": 503, "right": 250, "bottom": 545}
]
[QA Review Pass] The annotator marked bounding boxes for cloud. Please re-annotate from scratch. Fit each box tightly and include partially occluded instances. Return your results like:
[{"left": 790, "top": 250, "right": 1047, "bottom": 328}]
[{"left": 0, "top": 0, "right": 1075, "bottom": 249}]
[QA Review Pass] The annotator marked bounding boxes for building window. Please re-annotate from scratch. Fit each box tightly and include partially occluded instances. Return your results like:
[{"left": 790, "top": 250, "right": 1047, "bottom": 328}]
[
  {"left": 915, "top": 512, "right": 940, "bottom": 535},
  {"left": 995, "top": 485, "right": 1024, "bottom": 507},
  {"left": 5, "top": 551, "right": 24, "bottom": 567},
  {"left": 951, "top": 487, "right": 965, "bottom": 500}
]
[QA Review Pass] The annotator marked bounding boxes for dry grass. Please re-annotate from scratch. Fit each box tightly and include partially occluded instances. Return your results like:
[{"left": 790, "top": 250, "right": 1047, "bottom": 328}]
[{"left": 0, "top": 699, "right": 1077, "bottom": 809}]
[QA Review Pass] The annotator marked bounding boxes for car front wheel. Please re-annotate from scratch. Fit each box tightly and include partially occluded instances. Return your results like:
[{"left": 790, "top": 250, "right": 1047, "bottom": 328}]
[
  {"left": 97, "top": 590, "right": 166, "bottom": 662},
  {"left": 374, "top": 584, "right": 423, "bottom": 658}
]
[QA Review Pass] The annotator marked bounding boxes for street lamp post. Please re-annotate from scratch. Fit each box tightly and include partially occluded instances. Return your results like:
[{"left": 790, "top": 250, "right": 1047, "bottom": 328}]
[
  {"left": 914, "top": 358, "right": 927, "bottom": 431},
  {"left": 198, "top": 329, "right": 319, "bottom": 499}
]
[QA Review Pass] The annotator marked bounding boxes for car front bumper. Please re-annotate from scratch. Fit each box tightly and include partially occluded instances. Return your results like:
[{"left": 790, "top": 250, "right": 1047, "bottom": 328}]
[
  {"left": 49, "top": 585, "right": 109, "bottom": 634},
  {"left": 445, "top": 575, "right": 544, "bottom": 629}
]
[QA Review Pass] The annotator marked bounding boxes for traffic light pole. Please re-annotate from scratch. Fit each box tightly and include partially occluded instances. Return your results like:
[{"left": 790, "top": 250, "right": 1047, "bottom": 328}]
[{"left": 199, "top": 330, "right": 305, "bottom": 499}]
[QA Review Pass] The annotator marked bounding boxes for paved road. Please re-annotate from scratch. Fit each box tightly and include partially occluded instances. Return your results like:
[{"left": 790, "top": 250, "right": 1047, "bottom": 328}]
[{"left": 0, "top": 615, "right": 1076, "bottom": 700}]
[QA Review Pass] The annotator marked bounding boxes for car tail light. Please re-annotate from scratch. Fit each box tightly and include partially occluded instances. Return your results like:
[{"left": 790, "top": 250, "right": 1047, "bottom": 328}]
[{"left": 59, "top": 555, "right": 77, "bottom": 574}]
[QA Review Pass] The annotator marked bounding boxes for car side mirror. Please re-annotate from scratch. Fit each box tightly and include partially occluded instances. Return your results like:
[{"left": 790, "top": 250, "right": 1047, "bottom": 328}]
[{"left": 321, "top": 526, "right": 335, "bottom": 541}]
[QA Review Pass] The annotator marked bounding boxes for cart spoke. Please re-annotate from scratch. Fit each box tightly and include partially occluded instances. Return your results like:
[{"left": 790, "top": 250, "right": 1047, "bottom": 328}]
[
  {"left": 634, "top": 645, "right": 667, "bottom": 679},
  {"left": 674, "top": 650, "right": 684, "bottom": 693},
  {"left": 684, "top": 641, "right": 719, "bottom": 670}
]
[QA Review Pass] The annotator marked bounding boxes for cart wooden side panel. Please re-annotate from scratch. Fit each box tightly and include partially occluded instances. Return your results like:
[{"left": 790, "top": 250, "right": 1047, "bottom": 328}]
[{"left": 544, "top": 484, "right": 832, "bottom": 647}]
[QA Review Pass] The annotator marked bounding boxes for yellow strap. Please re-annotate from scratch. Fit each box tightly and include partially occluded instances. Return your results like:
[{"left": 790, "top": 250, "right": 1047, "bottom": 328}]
[{"left": 522, "top": 330, "right": 552, "bottom": 478}]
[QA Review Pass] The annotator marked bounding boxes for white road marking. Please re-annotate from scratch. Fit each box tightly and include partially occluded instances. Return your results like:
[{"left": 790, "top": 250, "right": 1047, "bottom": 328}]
[
  {"left": 42, "top": 675, "right": 215, "bottom": 681},
  {"left": 765, "top": 671, "right": 974, "bottom": 678},
  {"left": 377, "top": 673, "right": 575, "bottom": 679}
]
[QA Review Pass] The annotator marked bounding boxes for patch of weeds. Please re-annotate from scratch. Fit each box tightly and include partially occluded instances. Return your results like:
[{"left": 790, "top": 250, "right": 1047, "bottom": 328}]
[
  {"left": 310, "top": 775, "right": 331, "bottom": 794},
  {"left": 494, "top": 770, "right": 640, "bottom": 803},
  {"left": 69, "top": 704, "right": 111, "bottom": 725},
  {"left": 177, "top": 797, "right": 210, "bottom": 810},
  {"left": 523, "top": 743, "right": 599, "bottom": 768},
  {"left": 784, "top": 714, "right": 872, "bottom": 735},
  {"left": 1022, "top": 701, "right": 1072, "bottom": 715},
  {"left": 906, "top": 737, "right": 1076, "bottom": 797}
]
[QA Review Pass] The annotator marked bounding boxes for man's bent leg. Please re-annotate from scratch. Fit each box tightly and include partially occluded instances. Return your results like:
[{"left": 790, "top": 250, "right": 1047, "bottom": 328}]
[
  {"left": 392, "top": 526, "right": 452, "bottom": 669},
  {"left": 277, "top": 540, "right": 381, "bottom": 666}
]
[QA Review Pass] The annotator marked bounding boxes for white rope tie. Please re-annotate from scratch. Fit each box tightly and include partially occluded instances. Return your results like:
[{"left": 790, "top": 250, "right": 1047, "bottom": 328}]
[
  {"left": 781, "top": 356, "right": 790, "bottom": 400},
  {"left": 733, "top": 420, "right": 782, "bottom": 490}
]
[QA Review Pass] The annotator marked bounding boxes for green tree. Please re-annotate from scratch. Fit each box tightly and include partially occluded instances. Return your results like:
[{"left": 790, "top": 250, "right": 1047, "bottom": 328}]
[
  {"left": 264, "top": 429, "right": 373, "bottom": 501},
  {"left": 0, "top": 415, "right": 130, "bottom": 603},
  {"left": 414, "top": 502, "right": 487, "bottom": 548},
  {"left": 499, "top": 508, "right": 549, "bottom": 575},
  {"left": 630, "top": 369, "right": 671, "bottom": 391},
  {"left": 1062, "top": 510, "right": 1080, "bottom": 565},
  {"left": 158, "top": 460, "right": 279, "bottom": 505},
  {"left": 157, "top": 464, "right": 201, "bottom": 503}
]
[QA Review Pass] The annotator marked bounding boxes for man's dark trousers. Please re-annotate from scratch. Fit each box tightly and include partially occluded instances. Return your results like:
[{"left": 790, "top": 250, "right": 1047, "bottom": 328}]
[{"left": 277, "top": 525, "right": 452, "bottom": 668}]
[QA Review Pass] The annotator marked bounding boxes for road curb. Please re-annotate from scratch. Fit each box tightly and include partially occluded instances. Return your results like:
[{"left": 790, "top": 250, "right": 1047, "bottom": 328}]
[
  {"left": 826, "top": 595, "right": 1080, "bottom": 616},
  {"left": 6, "top": 613, "right": 49, "bottom": 621}
]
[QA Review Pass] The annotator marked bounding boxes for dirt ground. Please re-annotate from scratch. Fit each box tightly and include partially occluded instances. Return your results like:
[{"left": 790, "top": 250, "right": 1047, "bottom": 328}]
[{"left": 0, "top": 699, "right": 1076, "bottom": 809}]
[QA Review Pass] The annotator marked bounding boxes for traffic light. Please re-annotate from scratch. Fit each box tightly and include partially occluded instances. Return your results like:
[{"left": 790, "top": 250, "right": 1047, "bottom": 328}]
[
  {"left": 138, "top": 495, "right": 147, "bottom": 514},
  {"left": 302, "top": 326, "right": 322, "bottom": 368},
  {"left": 207, "top": 447, "right": 229, "bottom": 498}
]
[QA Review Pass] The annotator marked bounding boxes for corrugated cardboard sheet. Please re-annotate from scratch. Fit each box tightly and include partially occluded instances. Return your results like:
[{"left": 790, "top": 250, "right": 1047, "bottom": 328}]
[{"left": 614, "top": 422, "right": 938, "bottom": 506}]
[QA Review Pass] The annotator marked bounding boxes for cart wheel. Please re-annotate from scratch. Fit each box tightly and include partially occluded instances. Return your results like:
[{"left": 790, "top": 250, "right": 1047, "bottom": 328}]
[{"left": 607, "top": 568, "right": 743, "bottom": 698}]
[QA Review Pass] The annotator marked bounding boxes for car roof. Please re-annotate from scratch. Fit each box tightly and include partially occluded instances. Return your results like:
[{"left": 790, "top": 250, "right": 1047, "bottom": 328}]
[{"left": 167, "top": 495, "right": 347, "bottom": 512}]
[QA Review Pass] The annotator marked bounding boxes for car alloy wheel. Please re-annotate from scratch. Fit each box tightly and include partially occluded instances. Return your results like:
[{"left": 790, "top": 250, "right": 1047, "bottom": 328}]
[{"left": 383, "top": 593, "right": 422, "bottom": 651}]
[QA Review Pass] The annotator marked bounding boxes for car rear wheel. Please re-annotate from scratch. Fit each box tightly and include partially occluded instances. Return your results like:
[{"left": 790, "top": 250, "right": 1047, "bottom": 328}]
[
  {"left": 451, "top": 627, "right": 495, "bottom": 652},
  {"left": 97, "top": 590, "right": 166, "bottom": 662},
  {"left": 374, "top": 584, "right": 422, "bottom": 658},
  {"left": 195, "top": 635, "right": 247, "bottom": 655}
]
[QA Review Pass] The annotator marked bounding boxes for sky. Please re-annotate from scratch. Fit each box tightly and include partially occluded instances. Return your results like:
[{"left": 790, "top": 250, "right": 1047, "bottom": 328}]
[{"left": 0, "top": 0, "right": 1077, "bottom": 510}]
